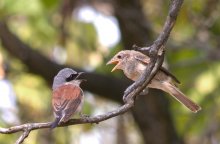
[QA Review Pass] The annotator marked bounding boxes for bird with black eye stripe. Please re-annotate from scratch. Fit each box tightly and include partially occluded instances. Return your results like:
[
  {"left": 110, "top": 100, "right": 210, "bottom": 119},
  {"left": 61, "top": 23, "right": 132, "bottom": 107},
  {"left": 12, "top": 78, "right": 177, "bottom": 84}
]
[{"left": 51, "top": 68, "right": 86, "bottom": 129}]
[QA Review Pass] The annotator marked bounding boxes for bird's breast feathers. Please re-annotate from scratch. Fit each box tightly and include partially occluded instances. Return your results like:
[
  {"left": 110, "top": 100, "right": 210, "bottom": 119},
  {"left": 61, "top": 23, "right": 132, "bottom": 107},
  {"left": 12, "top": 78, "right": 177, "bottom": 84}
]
[
  {"left": 124, "top": 61, "right": 146, "bottom": 81},
  {"left": 52, "top": 83, "right": 83, "bottom": 106},
  {"left": 52, "top": 83, "right": 83, "bottom": 120},
  {"left": 136, "top": 62, "right": 146, "bottom": 72}
]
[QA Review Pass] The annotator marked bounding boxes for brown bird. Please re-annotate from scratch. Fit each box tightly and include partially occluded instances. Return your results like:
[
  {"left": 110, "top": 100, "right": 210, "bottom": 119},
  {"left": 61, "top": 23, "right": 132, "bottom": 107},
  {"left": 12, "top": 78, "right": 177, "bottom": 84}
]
[
  {"left": 107, "top": 50, "right": 201, "bottom": 113},
  {"left": 51, "top": 68, "right": 85, "bottom": 129}
]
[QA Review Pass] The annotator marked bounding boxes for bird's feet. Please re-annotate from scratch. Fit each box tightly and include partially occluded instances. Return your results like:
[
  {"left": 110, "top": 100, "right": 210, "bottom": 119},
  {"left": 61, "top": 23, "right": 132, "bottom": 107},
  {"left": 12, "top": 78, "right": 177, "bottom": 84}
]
[
  {"left": 123, "top": 84, "right": 134, "bottom": 103},
  {"left": 139, "top": 88, "right": 149, "bottom": 95},
  {"left": 123, "top": 86, "right": 148, "bottom": 103},
  {"left": 123, "top": 82, "right": 141, "bottom": 103},
  {"left": 79, "top": 113, "right": 90, "bottom": 120}
]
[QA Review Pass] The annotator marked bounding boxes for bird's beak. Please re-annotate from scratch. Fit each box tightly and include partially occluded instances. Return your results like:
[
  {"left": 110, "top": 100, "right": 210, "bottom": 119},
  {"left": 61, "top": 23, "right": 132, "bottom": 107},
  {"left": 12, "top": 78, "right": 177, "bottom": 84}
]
[
  {"left": 71, "top": 72, "right": 87, "bottom": 84},
  {"left": 78, "top": 72, "right": 85, "bottom": 76},
  {"left": 106, "top": 58, "right": 120, "bottom": 72},
  {"left": 75, "top": 72, "right": 85, "bottom": 79},
  {"left": 77, "top": 72, "right": 87, "bottom": 83}
]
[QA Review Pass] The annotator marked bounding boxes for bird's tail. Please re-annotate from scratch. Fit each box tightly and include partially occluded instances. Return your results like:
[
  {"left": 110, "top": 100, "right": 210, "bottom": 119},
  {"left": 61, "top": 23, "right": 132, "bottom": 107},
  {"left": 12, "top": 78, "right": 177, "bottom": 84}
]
[
  {"left": 50, "top": 117, "right": 61, "bottom": 130},
  {"left": 161, "top": 81, "right": 201, "bottom": 113}
]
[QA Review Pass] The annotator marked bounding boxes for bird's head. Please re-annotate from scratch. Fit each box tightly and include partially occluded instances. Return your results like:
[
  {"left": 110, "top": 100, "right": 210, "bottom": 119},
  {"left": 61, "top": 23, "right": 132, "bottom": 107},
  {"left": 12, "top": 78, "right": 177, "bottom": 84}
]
[
  {"left": 106, "top": 50, "right": 131, "bottom": 72},
  {"left": 53, "top": 68, "right": 85, "bottom": 89}
]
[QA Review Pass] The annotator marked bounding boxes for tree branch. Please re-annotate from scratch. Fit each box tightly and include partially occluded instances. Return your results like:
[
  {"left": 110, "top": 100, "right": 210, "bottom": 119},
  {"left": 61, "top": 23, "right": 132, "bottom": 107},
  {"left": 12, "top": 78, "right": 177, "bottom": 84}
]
[
  {"left": 0, "top": 100, "right": 135, "bottom": 144},
  {"left": 0, "top": 0, "right": 184, "bottom": 143},
  {"left": 124, "top": 0, "right": 183, "bottom": 99}
]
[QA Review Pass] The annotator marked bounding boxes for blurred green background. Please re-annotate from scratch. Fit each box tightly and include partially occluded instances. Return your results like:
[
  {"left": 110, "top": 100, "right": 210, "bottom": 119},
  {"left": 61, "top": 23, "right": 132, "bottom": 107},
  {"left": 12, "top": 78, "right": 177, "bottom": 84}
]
[{"left": 0, "top": 0, "right": 220, "bottom": 144}]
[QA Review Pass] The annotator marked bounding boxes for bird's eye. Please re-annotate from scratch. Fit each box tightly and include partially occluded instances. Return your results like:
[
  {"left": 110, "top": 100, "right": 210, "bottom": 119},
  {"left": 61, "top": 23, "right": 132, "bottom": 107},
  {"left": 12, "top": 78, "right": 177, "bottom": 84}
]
[
  {"left": 117, "top": 55, "right": 122, "bottom": 59},
  {"left": 69, "top": 74, "right": 74, "bottom": 79},
  {"left": 66, "top": 73, "right": 78, "bottom": 81}
]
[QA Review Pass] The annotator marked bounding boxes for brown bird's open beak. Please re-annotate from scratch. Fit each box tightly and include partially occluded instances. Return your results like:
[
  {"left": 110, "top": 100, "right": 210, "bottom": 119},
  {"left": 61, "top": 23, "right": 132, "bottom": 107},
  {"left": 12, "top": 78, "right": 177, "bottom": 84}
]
[{"left": 106, "top": 58, "right": 120, "bottom": 72}]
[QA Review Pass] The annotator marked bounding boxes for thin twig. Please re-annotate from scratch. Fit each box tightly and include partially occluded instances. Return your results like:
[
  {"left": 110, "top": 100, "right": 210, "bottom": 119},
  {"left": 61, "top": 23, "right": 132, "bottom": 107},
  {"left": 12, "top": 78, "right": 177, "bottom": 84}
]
[
  {"left": 16, "top": 129, "right": 31, "bottom": 144},
  {"left": 0, "top": 0, "right": 184, "bottom": 143}
]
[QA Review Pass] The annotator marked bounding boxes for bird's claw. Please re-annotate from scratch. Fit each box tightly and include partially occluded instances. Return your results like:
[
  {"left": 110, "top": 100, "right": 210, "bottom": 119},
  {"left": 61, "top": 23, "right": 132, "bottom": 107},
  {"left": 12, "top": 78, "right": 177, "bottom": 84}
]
[
  {"left": 80, "top": 113, "right": 90, "bottom": 119},
  {"left": 139, "top": 88, "right": 149, "bottom": 95},
  {"left": 123, "top": 84, "right": 135, "bottom": 103},
  {"left": 124, "top": 86, "right": 149, "bottom": 103},
  {"left": 124, "top": 83, "right": 136, "bottom": 95},
  {"left": 123, "top": 95, "right": 128, "bottom": 103}
]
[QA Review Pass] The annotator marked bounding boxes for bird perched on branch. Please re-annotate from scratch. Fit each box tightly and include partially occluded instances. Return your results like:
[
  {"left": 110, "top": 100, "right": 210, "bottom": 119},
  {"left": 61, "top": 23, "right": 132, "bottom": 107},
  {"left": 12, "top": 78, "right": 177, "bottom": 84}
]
[
  {"left": 107, "top": 50, "right": 201, "bottom": 113},
  {"left": 51, "top": 68, "right": 85, "bottom": 129}
]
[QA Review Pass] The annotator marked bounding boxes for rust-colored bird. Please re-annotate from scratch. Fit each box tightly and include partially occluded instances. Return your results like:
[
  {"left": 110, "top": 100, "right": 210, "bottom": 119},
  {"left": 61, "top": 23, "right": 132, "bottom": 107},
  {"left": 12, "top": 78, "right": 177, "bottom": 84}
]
[
  {"left": 51, "top": 68, "right": 85, "bottom": 129},
  {"left": 107, "top": 50, "right": 201, "bottom": 113}
]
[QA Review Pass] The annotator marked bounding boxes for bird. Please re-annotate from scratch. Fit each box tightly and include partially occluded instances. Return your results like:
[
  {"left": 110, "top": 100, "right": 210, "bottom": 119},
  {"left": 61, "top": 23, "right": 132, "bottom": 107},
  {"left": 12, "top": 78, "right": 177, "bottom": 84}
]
[
  {"left": 51, "top": 68, "right": 85, "bottom": 129},
  {"left": 106, "top": 50, "right": 201, "bottom": 113}
]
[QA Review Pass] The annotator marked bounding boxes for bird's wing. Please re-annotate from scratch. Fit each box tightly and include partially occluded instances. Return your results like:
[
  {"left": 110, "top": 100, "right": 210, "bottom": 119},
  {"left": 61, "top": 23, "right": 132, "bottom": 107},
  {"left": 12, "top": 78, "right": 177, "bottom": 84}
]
[
  {"left": 52, "top": 84, "right": 83, "bottom": 122},
  {"left": 134, "top": 54, "right": 180, "bottom": 84},
  {"left": 160, "top": 67, "right": 180, "bottom": 84},
  {"left": 134, "top": 54, "right": 151, "bottom": 64}
]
